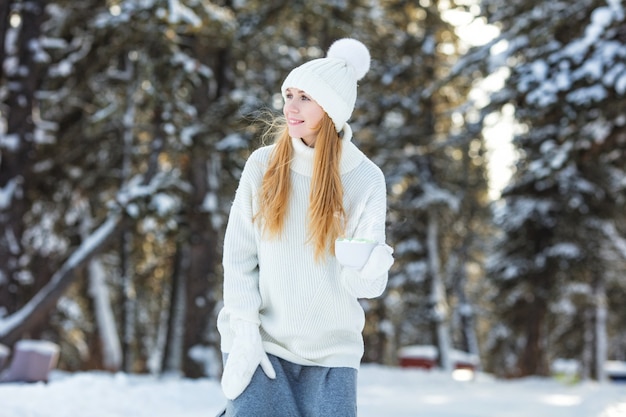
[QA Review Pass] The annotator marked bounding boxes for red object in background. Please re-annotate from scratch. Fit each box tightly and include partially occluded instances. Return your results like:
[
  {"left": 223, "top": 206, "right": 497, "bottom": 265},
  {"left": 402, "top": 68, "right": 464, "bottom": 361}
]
[
  {"left": 398, "top": 345, "right": 479, "bottom": 371},
  {"left": 399, "top": 356, "right": 437, "bottom": 370}
]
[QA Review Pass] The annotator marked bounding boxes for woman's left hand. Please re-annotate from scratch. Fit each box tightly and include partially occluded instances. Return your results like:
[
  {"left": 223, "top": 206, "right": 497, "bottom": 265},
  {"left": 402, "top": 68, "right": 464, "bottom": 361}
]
[{"left": 359, "top": 244, "right": 394, "bottom": 280}]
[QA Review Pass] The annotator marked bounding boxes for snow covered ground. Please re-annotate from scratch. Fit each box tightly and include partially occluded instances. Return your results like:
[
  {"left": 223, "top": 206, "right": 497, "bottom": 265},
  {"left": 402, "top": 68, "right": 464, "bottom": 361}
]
[{"left": 0, "top": 365, "right": 625, "bottom": 417}]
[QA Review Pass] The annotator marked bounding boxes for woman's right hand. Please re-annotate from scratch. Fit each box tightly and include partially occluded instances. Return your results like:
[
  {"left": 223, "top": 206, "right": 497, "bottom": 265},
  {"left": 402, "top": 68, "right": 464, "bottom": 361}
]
[{"left": 221, "top": 319, "right": 276, "bottom": 400}]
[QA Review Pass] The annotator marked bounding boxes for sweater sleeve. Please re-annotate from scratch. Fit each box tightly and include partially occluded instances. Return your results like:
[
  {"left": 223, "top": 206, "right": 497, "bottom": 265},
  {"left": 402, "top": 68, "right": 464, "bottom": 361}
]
[
  {"left": 339, "top": 165, "right": 392, "bottom": 299},
  {"left": 221, "top": 155, "right": 264, "bottom": 325}
]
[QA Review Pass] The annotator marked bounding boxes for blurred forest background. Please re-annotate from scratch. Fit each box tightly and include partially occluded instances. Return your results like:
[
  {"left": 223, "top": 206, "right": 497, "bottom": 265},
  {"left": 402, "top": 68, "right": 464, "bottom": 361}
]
[{"left": 1, "top": 0, "right": 625, "bottom": 381}]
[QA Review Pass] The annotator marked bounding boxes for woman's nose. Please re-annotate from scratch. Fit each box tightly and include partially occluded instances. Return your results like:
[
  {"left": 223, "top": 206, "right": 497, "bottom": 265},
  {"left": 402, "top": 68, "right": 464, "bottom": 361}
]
[{"left": 284, "top": 101, "right": 299, "bottom": 112}]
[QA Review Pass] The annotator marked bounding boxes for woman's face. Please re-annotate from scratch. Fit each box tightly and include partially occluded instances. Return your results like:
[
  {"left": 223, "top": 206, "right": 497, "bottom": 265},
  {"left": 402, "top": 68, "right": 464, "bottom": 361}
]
[{"left": 283, "top": 88, "right": 326, "bottom": 147}]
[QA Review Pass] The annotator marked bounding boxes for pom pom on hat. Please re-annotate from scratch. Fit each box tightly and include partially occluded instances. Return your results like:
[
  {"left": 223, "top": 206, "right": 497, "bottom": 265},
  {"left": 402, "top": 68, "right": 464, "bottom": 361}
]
[
  {"left": 327, "top": 38, "right": 371, "bottom": 81},
  {"left": 281, "top": 38, "right": 371, "bottom": 133}
]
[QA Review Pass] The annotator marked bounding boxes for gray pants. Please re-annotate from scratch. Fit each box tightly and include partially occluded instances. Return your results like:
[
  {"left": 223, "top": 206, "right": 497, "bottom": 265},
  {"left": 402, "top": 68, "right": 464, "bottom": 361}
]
[{"left": 217, "top": 354, "right": 357, "bottom": 417}]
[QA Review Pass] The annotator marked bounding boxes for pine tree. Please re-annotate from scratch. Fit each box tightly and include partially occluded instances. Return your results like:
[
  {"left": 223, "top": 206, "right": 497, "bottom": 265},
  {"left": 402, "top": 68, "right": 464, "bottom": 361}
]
[
  {"left": 475, "top": 0, "right": 626, "bottom": 378},
  {"left": 361, "top": 0, "right": 491, "bottom": 367}
]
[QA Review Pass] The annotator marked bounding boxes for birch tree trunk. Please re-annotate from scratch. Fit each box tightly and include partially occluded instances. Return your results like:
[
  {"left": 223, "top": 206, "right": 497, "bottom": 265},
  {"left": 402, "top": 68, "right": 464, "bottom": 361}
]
[
  {"left": 88, "top": 257, "right": 123, "bottom": 371},
  {"left": 80, "top": 200, "right": 122, "bottom": 372}
]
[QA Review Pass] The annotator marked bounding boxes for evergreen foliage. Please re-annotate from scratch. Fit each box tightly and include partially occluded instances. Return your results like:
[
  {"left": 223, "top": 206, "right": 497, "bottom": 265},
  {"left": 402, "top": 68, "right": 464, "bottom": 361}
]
[{"left": 473, "top": 0, "right": 626, "bottom": 378}]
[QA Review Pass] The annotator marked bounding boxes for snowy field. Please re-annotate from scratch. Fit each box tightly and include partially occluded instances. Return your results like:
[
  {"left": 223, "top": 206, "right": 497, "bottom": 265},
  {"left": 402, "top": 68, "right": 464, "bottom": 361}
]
[{"left": 0, "top": 365, "right": 625, "bottom": 417}]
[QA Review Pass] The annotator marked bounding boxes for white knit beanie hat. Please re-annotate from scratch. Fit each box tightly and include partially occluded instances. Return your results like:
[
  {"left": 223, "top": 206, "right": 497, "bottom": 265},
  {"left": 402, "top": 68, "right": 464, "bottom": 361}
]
[{"left": 281, "top": 38, "right": 371, "bottom": 133}]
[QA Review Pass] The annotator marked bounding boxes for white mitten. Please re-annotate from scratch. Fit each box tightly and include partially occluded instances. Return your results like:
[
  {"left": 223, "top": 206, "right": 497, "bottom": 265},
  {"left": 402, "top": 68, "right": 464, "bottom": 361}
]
[
  {"left": 221, "top": 319, "right": 276, "bottom": 400},
  {"left": 359, "top": 243, "right": 394, "bottom": 281}
]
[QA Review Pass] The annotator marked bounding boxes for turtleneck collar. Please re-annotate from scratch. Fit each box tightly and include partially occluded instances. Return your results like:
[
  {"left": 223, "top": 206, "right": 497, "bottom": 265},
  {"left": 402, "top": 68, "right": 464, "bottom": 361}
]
[{"left": 289, "top": 123, "right": 365, "bottom": 177}]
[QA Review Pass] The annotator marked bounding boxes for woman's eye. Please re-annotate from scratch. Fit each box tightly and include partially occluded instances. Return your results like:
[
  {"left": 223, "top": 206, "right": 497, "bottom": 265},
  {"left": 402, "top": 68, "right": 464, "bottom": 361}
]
[
  {"left": 301, "top": 95, "right": 310, "bottom": 101},
  {"left": 285, "top": 93, "right": 293, "bottom": 99}
]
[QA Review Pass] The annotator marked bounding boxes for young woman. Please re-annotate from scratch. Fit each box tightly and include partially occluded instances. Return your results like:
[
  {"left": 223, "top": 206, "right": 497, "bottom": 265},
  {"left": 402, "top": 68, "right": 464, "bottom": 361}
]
[{"left": 217, "top": 38, "right": 394, "bottom": 417}]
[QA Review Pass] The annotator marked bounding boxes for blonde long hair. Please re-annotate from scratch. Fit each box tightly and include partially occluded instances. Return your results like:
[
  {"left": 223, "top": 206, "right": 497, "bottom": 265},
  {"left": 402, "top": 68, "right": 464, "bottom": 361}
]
[{"left": 255, "top": 113, "right": 345, "bottom": 260}]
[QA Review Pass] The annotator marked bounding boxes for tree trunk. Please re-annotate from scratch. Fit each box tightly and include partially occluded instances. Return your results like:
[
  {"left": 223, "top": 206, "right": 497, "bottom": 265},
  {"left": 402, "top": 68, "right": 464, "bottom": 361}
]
[
  {"left": 518, "top": 297, "right": 547, "bottom": 377},
  {"left": 593, "top": 276, "right": 607, "bottom": 381},
  {"left": 182, "top": 153, "right": 221, "bottom": 379},
  {"left": 427, "top": 212, "right": 452, "bottom": 373},
  {"left": 88, "top": 256, "right": 122, "bottom": 372},
  {"left": 454, "top": 252, "right": 481, "bottom": 371},
  {"left": 0, "top": 0, "right": 13, "bottom": 66},
  {"left": 581, "top": 307, "right": 593, "bottom": 381},
  {"left": 119, "top": 59, "right": 137, "bottom": 373},
  {"left": 0, "top": 0, "right": 45, "bottom": 316},
  {"left": 120, "top": 229, "right": 136, "bottom": 373},
  {"left": 81, "top": 203, "right": 122, "bottom": 372},
  {"left": 161, "top": 235, "right": 187, "bottom": 375}
]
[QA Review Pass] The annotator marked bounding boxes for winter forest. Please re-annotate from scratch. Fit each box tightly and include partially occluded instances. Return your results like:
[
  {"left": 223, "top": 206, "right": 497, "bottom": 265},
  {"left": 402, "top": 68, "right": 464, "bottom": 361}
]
[{"left": 0, "top": 0, "right": 625, "bottom": 383}]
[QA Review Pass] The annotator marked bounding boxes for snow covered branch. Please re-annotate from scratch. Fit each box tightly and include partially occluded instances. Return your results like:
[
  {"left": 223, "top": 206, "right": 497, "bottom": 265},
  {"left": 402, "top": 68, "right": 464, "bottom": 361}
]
[{"left": 0, "top": 172, "right": 182, "bottom": 345}]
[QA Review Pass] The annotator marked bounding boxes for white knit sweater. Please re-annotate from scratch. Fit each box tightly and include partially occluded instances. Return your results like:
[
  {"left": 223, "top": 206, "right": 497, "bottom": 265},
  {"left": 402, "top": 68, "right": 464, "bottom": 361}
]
[{"left": 217, "top": 127, "right": 389, "bottom": 370}]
